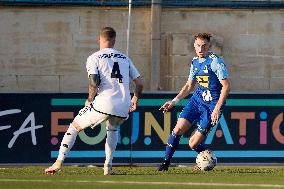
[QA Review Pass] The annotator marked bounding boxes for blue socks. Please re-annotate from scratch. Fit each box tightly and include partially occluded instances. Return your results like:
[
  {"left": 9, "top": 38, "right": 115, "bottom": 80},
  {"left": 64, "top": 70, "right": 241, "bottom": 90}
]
[
  {"left": 164, "top": 130, "right": 207, "bottom": 162},
  {"left": 193, "top": 140, "right": 206, "bottom": 153},
  {"left": 164, "top": 131, "right": 181, "bottom": 161}
]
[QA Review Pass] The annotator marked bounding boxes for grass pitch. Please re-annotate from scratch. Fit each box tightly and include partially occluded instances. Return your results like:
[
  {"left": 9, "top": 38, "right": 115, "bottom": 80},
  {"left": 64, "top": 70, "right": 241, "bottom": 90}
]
[{"left": 0, "top": 165, "right": 284, "bottom": 189}]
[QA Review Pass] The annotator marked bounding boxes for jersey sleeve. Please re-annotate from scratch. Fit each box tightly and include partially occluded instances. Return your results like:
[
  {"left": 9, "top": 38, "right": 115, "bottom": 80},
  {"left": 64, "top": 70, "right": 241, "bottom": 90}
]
[
  {"left": 211, "top": 58, "right": 229, "bottom": 80},
  {"left": 129, "top": 59, "right": 141, "bottom": 79},
  {"left": 188, "top": 62, "right": 195, "bottom": 80},
  {"left": 86, "top": 55, "right": 99, "bottom": 77}
]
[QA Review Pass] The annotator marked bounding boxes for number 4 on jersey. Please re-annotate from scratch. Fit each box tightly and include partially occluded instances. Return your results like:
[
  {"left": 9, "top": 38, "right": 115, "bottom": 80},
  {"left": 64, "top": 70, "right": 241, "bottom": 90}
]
[{"left": 111, "top": 62, "right": 123, "bottom": 83}]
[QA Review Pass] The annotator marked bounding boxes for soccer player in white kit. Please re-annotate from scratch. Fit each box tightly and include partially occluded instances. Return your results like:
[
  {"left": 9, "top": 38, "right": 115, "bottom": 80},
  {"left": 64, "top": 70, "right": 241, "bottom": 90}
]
[{"left": 45, "top": 27, "right": 143, "bottom": 175}]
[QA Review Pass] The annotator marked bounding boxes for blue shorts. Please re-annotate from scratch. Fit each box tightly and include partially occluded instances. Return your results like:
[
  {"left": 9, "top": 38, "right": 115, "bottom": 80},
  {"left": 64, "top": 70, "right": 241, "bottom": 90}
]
[{"left": 178, "top": 96, "right": 223, "bottom": 136}]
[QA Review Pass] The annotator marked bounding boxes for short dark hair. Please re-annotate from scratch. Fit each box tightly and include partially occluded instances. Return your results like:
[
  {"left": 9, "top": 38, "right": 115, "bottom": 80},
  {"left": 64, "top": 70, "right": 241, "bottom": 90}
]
[
  {"left": 100, "top": 27, "right": 116, "bottom": 42},
  {"left": 194, "top": 33, "right": 212, "bottom": 42}
]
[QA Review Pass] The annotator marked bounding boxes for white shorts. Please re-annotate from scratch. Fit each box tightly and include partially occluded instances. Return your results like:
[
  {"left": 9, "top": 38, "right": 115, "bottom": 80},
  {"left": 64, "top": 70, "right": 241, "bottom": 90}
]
[{"left": 72, "top": 105, "right": 126, "bottom": 131}]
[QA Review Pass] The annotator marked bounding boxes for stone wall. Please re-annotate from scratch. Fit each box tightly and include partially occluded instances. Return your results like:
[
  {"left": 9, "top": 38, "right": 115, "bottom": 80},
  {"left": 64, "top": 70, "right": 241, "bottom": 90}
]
[
  {"left": 160, "top": 8, "right": 284, "bottom": 92},
  {"left": 0, "top": 6, "right": 283, "bottom": 92},
  {"left": 0, "top": 7, "right": 151, "bottom": 92}
]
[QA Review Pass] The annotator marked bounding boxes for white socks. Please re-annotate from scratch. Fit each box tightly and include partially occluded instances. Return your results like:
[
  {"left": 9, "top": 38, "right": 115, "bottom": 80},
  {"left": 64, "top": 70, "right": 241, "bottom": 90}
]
[
  {"left": 57, "top": 125, "right": 78, "bottom": 161},
  {"left": 104, "top": 130, "right": 118, "bottom": 168},
  {"left": 56, "top": 123, "right": 118, "bottom": 168}
]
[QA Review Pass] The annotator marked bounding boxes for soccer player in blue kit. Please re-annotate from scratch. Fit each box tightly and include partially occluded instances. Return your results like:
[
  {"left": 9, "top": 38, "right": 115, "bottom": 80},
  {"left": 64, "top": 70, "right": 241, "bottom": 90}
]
[{"left": 158, "top": 33, "right": 230, "bottom": 171}]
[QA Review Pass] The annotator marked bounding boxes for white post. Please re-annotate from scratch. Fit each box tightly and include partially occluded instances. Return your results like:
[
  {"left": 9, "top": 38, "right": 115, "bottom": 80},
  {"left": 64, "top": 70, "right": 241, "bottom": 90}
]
[
  {"left": 126, "top": 0, "right": 132, "bottom": 56},
  {"left": 127, "top": 0, "right": 133, "bottom": 166}
]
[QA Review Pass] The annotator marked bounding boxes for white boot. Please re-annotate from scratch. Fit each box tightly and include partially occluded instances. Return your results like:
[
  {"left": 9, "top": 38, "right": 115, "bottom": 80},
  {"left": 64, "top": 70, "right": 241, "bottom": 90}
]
[
  {"left": 45, "top": 160, "right": 63, "bottom": 175},
  {"left": 103, "top": 165, "right": 115, "bottom": 175}
]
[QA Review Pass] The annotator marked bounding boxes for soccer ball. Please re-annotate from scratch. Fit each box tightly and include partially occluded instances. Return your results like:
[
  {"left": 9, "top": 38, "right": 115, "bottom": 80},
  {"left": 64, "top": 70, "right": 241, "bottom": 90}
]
[{"left": 196, "top": 149, "right": 217, "bottom": 171}]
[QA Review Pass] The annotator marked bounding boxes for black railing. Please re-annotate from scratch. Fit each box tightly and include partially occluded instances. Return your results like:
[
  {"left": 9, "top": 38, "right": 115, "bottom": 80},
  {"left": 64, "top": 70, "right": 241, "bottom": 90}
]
[{"left": 1, "top": 0, "right": 284, "bottom": 8}]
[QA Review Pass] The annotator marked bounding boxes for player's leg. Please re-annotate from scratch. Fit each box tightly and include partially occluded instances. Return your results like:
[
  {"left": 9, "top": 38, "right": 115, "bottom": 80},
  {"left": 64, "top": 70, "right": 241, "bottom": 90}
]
[
  {"left": 104, "top": 117, "right": 124, "bottom": 175},
  {"left": 189, "top": 130, "right": 206, "bottom": 152},
  {"left": 45, "top": 123, "right": 80, "bottom": 175},
  {"left": 45, "top": 106, "right": 108, "bottom": 175},
  {"left": 189, "top": 130, "right": 208, "bottom": 171},
  {"left": 189, "top": 104, "right": 214, "bottom": 152},
  {"left": 189, "top": 105, "right": 217, "bottom": 170},
  {"left": 158, "top": 98, "right": 199, "bottom": 171},
  {"left": 158, "top": 118, "right": 191, "bottom": 171}
]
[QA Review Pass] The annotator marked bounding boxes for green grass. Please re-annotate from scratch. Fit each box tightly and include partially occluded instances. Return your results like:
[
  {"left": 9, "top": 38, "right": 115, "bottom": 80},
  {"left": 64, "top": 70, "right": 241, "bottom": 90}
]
[{"left": 0, "top": 166, "right": 284, "bottom": 189}]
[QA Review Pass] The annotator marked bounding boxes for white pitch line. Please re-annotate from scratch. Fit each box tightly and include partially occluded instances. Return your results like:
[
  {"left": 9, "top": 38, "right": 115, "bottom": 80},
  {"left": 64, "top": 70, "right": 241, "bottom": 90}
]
[
  {"left": 0, "top": 179, "right": 49, "bottom": 182},
  {"left": 96, "top": 181, "right": 284, "bottom": 188},
  {"left": 0, "top": 179, "right": 284, "bottom": 188}
]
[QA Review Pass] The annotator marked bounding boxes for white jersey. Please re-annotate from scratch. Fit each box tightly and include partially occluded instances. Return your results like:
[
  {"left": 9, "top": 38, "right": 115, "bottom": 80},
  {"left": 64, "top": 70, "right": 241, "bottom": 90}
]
[{"left": 86, "top": 48, "right": 140, "bottom": 118}]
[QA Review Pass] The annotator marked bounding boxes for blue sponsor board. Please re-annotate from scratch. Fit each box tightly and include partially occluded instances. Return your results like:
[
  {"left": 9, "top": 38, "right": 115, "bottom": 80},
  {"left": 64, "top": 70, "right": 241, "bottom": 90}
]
[{"left": 0, "top": 93, "right": 283, "bottom": 164}]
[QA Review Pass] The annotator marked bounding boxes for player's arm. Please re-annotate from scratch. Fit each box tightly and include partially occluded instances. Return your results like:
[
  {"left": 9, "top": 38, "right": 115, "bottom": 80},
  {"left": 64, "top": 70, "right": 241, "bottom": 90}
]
[
  {"left": 85, "top": 74, "right": 100, "bottom": 107},
  {"left": 160, "top": 61, "right": 196, "bottom": 113},
  {"left": 210, "top": 58, "right": 230, "bottom": 125},
  {"left": 174, "top": 79, "right": 196, "bottom": 102},
  {"left": 129, "top": 76, "right": 144, "bottom": 112},
  {"left": 211, "top": 78, "right": 230, "bottom": 125},
  {"left": 159, "top": 79, "right": 196, "bottom": 113}
]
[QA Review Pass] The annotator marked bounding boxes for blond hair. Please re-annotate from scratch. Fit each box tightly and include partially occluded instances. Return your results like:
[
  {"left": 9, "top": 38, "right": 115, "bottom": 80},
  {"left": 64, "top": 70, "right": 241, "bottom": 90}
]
[{"left": 100, "top": 27, "right": 116, "bottom": 43}]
